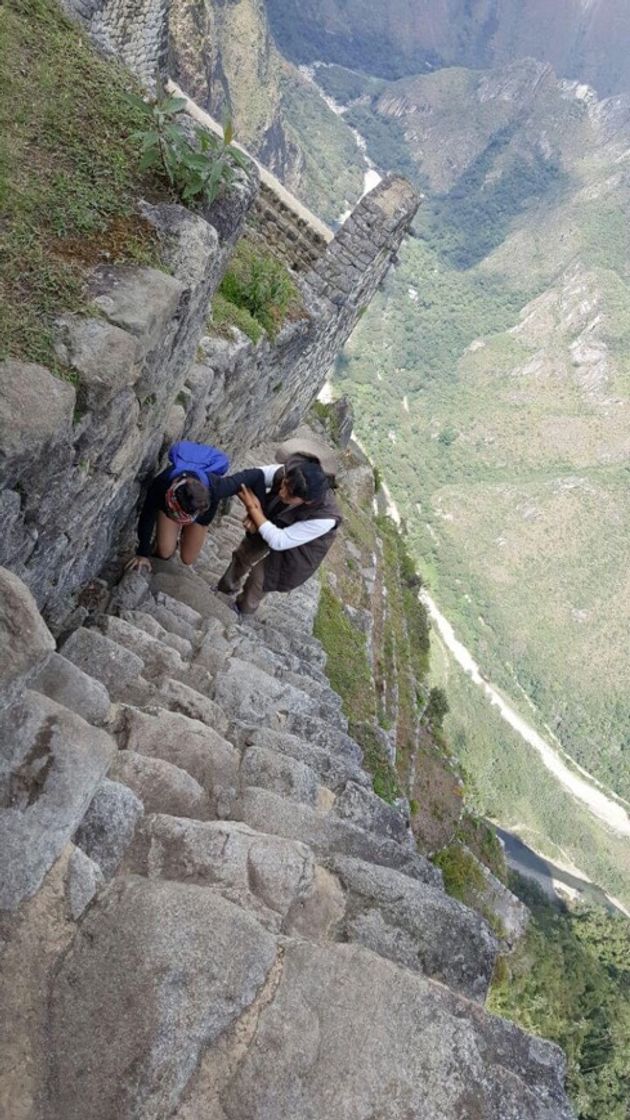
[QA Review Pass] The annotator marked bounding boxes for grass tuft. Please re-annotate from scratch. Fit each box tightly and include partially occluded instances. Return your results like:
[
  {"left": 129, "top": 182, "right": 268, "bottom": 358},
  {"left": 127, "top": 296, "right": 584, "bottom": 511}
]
[{"left": 0, "top": 0, "right": 166, "bottom": 368}]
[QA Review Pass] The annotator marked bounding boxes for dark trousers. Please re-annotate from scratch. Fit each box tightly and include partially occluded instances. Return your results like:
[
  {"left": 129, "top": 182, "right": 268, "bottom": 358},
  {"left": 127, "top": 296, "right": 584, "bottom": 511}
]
[{"left": 217, "top": 534, "right": 269, "bottom": 614}]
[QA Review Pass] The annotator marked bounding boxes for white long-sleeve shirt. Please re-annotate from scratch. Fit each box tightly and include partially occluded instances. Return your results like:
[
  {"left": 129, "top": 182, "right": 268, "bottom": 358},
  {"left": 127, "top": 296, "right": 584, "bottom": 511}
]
[{"left": 256, "top": 465, "right": 335, "bottom": 552}]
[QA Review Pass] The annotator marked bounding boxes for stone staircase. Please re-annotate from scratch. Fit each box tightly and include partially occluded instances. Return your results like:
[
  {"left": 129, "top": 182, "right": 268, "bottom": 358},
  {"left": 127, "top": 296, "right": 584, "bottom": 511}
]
[{"left": 0, "top": 471, "right": 575, "bottom": 1119}]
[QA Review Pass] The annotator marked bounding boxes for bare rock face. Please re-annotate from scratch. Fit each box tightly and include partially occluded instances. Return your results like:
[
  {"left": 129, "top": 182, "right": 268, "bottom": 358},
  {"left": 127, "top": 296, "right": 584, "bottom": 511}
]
[
  {"left": 215, "top": 941, "right": 574, "bottom": 1120},
  {"left": 48, "top": 876, "right": 277, "bottom": 1120},
  {"left": 0, "top": 691, "right": 114, "bottom": 910},
  {"left": 0, "top": 567, "right": 55, "bottom": 706}
]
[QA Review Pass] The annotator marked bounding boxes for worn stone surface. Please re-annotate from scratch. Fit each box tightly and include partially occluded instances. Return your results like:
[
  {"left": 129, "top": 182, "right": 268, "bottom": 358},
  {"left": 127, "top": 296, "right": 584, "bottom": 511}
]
[
  {"left": 65, "top": 845, "right": 104, "bottom": 919},
  {"left": 53, "top": 315, "right": 140, "bottom": 402},
  {"left": 213, "top": 658, "right": 321, "bottom": 726},
  {"left": 155, "top": 677, "right": 229, "bottom": 734},
  {"left": 238, "top": 726, "right": 370, "bottom": 792},
  {"left": 329, "top": 854, "right": 499, "bottom": 1001},
  {"left": 0, "top": 567, "right": 55, "bottom": 705},
  {"left": 216, "top": 941, "right": 574, "bottom": 1120},
  {"left": 29, "top": 652, "right": 111, "bottom": 725},
  {"left": 118, "top": 707, "right": 239, "bottom": 808},
  {"left": 49, "top": 876, "right": 276, "bottom": 1120},
  {"left": 109, "top": 750, "right": 211, "bottom": 820},
  {"left": 74, "top": 778, "right": 144, "bottom": 878},
  {"left": 100, "top": 614, "right": 188, "bottom": 678},
  {"left": 0, "top": 691, "right": 114, "bottom": 910},
  {"left": 61, "top": 626, "right": 144, "bottom": 693},
  {"left": 333, "top": 781, "right": 411, "bottom": 845},
  {"left": 127, "top": 813, "right": 315, "bottom": 925},
  {"left": 0, "top": 362, "right": 75, "bottom": 468},
  {"left": 230, "top": 786, "right": 440, "bottom": 885}
]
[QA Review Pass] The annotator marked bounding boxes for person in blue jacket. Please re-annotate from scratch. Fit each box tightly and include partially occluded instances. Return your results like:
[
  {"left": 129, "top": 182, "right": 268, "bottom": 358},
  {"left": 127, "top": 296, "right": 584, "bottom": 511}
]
[{"left": 126, "top": 441, "right": 265, "bottom": 572}]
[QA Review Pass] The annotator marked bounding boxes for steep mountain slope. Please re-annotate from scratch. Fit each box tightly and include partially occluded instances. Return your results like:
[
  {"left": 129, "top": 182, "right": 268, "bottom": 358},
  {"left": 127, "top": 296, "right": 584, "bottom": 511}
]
[
  {"left": 265, "top": 0, "right": 630, "bottom": 97},
  {"left": 331, "top": 60, "right": 630, "bottom": 901},
  {"left": 167, "top": 0, "right": 365, "bottom": 221}
]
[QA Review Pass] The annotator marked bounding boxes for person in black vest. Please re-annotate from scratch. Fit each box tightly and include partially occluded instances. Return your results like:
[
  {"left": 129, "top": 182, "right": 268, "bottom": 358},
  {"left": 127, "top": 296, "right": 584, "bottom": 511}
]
[{"left": 216, "top": 455, "right": 342, "bottom": 615}]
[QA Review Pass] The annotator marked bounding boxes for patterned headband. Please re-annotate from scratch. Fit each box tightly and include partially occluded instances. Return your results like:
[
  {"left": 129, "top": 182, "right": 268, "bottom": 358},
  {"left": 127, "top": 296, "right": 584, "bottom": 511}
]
[{"left": 164, "top": 478, "right": 198, "bottom": 524}]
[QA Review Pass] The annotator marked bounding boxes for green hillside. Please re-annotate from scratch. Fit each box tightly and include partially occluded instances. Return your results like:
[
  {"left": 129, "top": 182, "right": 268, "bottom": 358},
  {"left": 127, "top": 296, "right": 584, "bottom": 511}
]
[{"left": 328, "top": 61, "right": 630, "bottom": 897}]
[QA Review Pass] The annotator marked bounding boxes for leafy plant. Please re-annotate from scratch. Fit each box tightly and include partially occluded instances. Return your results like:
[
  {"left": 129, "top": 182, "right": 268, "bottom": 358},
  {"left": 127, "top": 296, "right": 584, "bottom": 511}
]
[
  {"left": 126, "top": 92, "right": 247, "bottom": 206},
  {"left": 218, "top": 239, "right": 301, "bottom": 338}
]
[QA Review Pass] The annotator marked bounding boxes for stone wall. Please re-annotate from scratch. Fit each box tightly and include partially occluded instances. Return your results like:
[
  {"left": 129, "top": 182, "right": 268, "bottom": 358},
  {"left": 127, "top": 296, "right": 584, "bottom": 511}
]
[
  {"left": 245, "top": 182, "right": 329, "bottom": 273},
  {"left": 60, "top": 0, "right": 170, "bottom": 88},
  {"left": 0, "top": 174, "right": 417, "bottom": 630}
]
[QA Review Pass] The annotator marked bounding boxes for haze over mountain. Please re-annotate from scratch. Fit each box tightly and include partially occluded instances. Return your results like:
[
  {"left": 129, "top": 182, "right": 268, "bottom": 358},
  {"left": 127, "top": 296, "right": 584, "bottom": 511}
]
[{"left": 266, "top": 0, "right": 630, "bottom": 97}]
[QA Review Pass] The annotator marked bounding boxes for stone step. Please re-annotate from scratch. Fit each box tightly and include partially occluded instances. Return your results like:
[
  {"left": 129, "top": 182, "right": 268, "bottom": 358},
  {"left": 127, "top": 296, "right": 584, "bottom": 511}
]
[
  {"left": 109, "top": 750, "right": 212, "bottom": 820},
  {"left": 99, "top": 615, "right": 189, "bottom": 680},
  {"left": 211, "top": 657, "right": 343, "bottom": 730},
  {"left": 152, "top": 569, "right": 240, "bottom": 629},
  {"left": 198, "top": 939, "right": 574, "bottom": 1120},
  {"left": 114, "top": 706, "right": 239, "bottom": 816},
  {"left": 228, "top": 786, "right": 440, "bottom": 887},
  {"left": 284, "top": 712, "right": 364, "bottom": 765},
  {"left": 332, "top": 782, "right": 411, "bottom": 846},
  {"left": 117, "top": 608, "right": 195, "bottom": 660},
  {"left": 61, "top": 626, "right": 145, "bottom": 698},
  {"left": 235, "top": 727, "right": 371, "bottom": 793},
  {"left": 29, "top": 651, "right": 111, "bottom": 726},
  {"left": 0, "top": 689, "right": 114, "bottom": 910},
  {"left": 47, "top": 875, "right": 276, "bottom": 1120},
  {"left": 327, "top": 854, "right": 498, "bottom": 1003},
  {"left": 124, "top": 813, "right": 337, "bottom": 936},
  {"left": 228, "top": 632, "right": 333, "bottom": 690}
]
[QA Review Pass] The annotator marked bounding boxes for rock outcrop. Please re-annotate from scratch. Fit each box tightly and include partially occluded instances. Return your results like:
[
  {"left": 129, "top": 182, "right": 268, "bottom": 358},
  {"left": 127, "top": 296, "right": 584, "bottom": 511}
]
[{"left": 0, "top": 460, "right": 575, "bottom": 1118}]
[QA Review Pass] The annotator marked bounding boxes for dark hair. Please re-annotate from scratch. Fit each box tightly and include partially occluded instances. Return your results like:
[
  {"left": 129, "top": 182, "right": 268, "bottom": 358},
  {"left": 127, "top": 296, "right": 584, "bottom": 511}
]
[
  {"left": 175, "top": 475, "right": 211, "bottom": 514},
  {"left": 284, "top": 460, "right": 329, "bottom": 503}
]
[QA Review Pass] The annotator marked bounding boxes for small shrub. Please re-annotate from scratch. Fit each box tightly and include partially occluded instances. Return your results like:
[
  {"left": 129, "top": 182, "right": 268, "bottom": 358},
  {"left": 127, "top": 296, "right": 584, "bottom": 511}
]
[
  {"left": 218, "top": 239, "right": 300, "bottom": 339},
  {"left": 126, "top": 92, "right": 247, "bottom": 206},
  {"left": 423, "top": 686, "right": 450, "bottom": 730}
]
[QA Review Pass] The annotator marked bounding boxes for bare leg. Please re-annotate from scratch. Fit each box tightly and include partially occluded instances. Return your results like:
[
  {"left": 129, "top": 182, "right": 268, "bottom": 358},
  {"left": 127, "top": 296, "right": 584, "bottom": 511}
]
[
  {"left": 180, "top": 523, "right": 209, "bottom": 565},
  {"left": 155, "top": 512, "right": 179, "bottom": 559}
]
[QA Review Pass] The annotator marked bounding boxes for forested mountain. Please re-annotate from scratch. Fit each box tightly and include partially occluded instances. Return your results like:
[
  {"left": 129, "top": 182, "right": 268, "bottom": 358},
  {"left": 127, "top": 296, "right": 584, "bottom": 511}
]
[{"left": 266, "top": 0, "right": 630, "bottom": 97}]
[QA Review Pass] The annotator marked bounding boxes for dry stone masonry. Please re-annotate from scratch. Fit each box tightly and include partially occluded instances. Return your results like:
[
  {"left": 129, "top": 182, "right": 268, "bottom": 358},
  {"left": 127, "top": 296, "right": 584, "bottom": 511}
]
[
  {"left": 0, "top": 165, "right": 416, "bottom": 630},
  {"left": 0, "top": 471, "right": 575, "bottom": 1118}
]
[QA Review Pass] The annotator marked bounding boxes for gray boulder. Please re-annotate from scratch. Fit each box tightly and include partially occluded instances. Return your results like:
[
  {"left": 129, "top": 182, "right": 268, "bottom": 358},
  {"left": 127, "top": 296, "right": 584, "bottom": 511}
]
[
  {"left": 30, "top": 652, "right": 111, "bottom": 725},
  {"left": 65, "top": 845, "right": 104, "bottom": 919},
  {"left": 329, "top": 854, "right": 499, "bottom": 1001},
  {"left": 49, "top": 876, "right": 276, "bottom": 1120},
  {"left": 74, "top": 778, "right": 144, "bottom": 878},
  {"left": 117, "top": 707, "right": 239, "bottom": 809},
  {"left": 0, "top": 567, "right": 55, "bottom": 704},
  {"left": 215, "top": 942, "right": 574, "bottom": 1120},
  {"left": 61, "top": 627, "right": 144, "bottom": 694},
  {"left": 0, "top": 691, "right": 114, "bottom": 910},
  {"left": 128, "top": 814, "right": 315, "bottom": 925},
  {"left": 109, "top": 750, "right": 211, "bottom": 820}
]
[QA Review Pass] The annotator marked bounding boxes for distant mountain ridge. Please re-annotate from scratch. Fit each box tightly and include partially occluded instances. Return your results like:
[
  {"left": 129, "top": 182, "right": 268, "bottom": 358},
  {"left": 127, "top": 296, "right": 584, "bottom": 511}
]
[{"left": 265, "top": 0, "right": 630, "bottom": 97}]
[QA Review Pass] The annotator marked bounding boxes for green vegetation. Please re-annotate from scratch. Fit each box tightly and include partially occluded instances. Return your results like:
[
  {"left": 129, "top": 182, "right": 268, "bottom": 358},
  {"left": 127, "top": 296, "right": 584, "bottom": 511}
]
[
  {"left": 215, "top": 237, "right": 303, "bottom": 340},
  {"left": 313, "top": 63, "right": 386, "bottom": 105},
  {"left": 0, "top": 0, "right": 165, "bottom": 367},
  {"left": 431, "top": 640, "right": 630, "bottom": 908},
  {"left": 345, "top": 104, "right": 420, "bottom": 182},
  {"left": 313, "top": 583, "right": 376, "bottom": 725},
  {"left": 126, "top": 92, "right": 247, "bottom": 206},
  {"left": 210, "top": 292, "right": 264, "bottom": 344},
  {"left": 280, "top": 73, "right": 364, "bottom": 223},
  {"left": 490, "top": 877, "right": 630, "bottom": 1120},
  {"left": 418, "top": 125, "right": 567, "bottom": 268}
]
